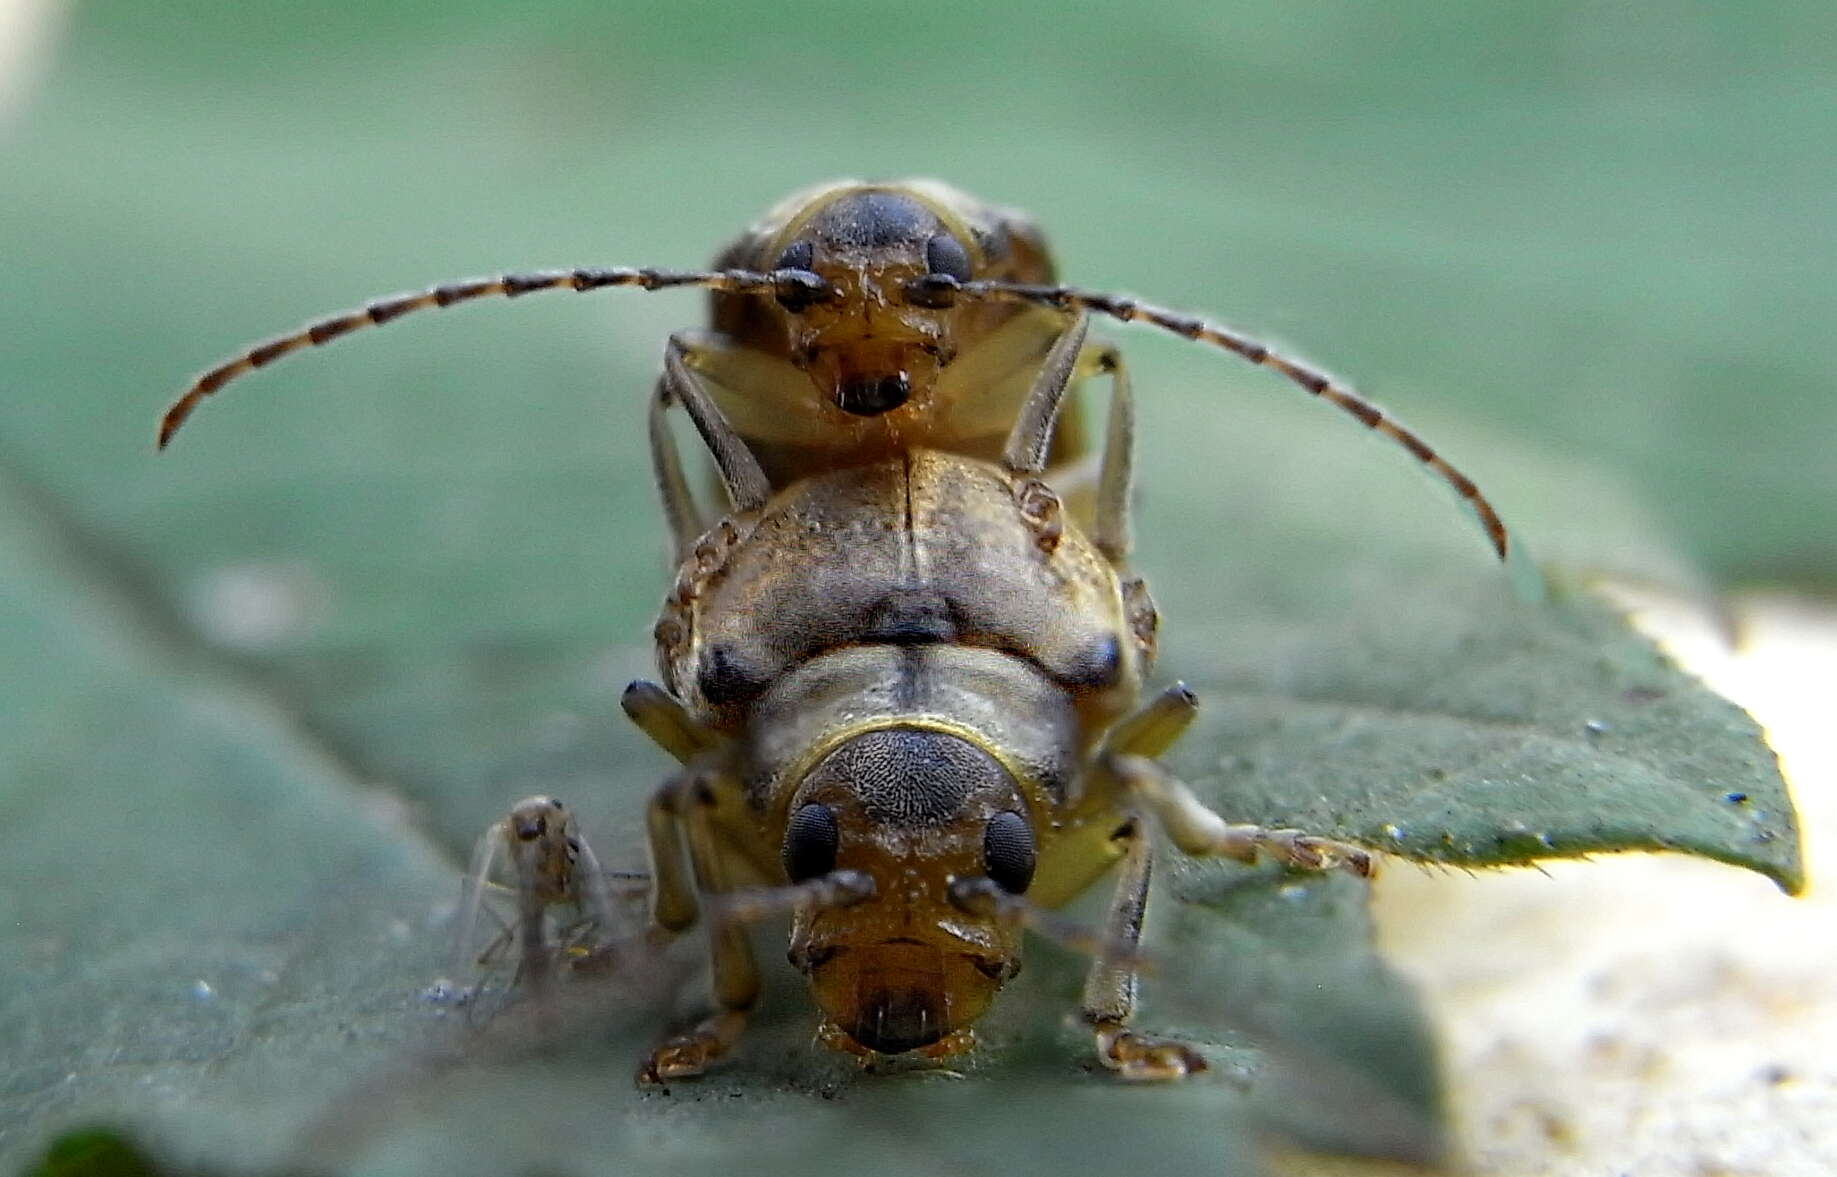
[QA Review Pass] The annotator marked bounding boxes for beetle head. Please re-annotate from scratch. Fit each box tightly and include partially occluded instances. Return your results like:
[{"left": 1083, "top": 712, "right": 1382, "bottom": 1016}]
[
  {"left": 780, "top": 725, "right": 1036, "bottom": 1056},
  {"left": 761, "top": 189, "right": 985, "bottom": 419}
]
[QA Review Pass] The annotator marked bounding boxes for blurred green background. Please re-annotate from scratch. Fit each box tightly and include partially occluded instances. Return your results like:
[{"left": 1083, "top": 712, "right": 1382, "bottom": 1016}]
[
  {"left": 0, "top": 1, "right": 1830, "bottom": 1171},
  {"left": 7, "top": 0, "right": 1835, "bottom": 590}
]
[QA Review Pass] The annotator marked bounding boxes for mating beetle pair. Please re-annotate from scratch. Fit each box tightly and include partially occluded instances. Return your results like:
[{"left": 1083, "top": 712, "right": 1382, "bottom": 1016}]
[{"left": 164, "top": 179, "right": 1516, "bottom": 1081}]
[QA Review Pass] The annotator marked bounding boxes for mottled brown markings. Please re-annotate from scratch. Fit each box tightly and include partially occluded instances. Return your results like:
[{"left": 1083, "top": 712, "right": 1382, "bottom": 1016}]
[
  {"left": 1329, "top": 390, "right": 1383, "bottom": 428},
  {"left": 193, "top": 362, "right": 246, "bottom": 396},
  {"left": 1378, "top": 420, "right": 1434, "bottom": 462},
  {"left": 247, "top": 337, "right": 304, "bottom": 368},
  {"left": 1013, "top": 478, "right": 1064, "bottom": 553},
  {"left": 364, "top": 295, "right": 425, "bottom": 323},
  {"left": 502, "top": 272, "right": 568, "bottom": 296},
  {"left": 306, "top": 315, "right": 367, "bottom": 345},
  {"left": 434, "top": 279, "right": 502, "bottom": 306},
  {"left": 1121, "top": 577, "right": 1158, "bottom": 665}
]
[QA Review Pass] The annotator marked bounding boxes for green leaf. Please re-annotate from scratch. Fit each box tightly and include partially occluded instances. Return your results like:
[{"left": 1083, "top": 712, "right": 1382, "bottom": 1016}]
[
  {"left": 1167, "top": 582, "right": 1802, "bottom": 892},
  {"left": 0, "top": 2, "right": 1809, "bottom": 1173}
]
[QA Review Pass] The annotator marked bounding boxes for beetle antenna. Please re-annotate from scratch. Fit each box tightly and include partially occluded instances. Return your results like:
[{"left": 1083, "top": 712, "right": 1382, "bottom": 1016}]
[
  {"left": 913, "top": 275, "right": 1538, "bottom": 593},
  {"left": 709, "top": 870, "right": 877, "bottom": 923},
  {"left": 946, "top": 877, "right": 1153, "bottom": 970},
  {"left": 156, "top": 266, "right": 834, "bottom": 448}
]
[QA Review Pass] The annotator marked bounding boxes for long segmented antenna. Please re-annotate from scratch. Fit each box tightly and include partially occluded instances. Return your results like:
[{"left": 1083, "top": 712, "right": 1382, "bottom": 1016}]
[
  {"left": 946, "top": 876, "right": 1154, "bottom": 969},
  {"left": 708, "top": 869, "right": 877, "bottom": 923},
  {"left": 910, "top": 275, "right": 1535, "bottom": 589},
  {"left": 156, "top": 266, "right": 832, "bottom": 449}
]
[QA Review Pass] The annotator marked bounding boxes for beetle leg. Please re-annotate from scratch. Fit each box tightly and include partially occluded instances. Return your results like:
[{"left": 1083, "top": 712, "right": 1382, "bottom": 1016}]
[
  {"left": 1036, "top": 340, "right": 1128, "bottom": 554},
  {"left": 639, "top": 770, "right": 763, "bottom": 1085},
  {"left": 643, "top": 773, "right": 700, "bottom": 935},
  {"left": 648, "top": 376, "right": 706, "bottom": 561},
  {"left": 622, "top": 679, "right": 720, "bottom": 765},
  {"left": 662, "top": 333, "right": 771, "bottom": 514},
  {"left": 1000, "top": 312, "right": 1091, "bottom": 476},
  {"left": 1090, "top": 344, "right": 1134, "bottom": 564},
  {"left": 1082, "top": 820, "right": 1210, "bottom": 1081},
  {"left": 1099, "top": 682, "right": 1197, "bottom": 762},
  {"left": 1110, "top": 755, "right": 1375, "bottom": 878}
]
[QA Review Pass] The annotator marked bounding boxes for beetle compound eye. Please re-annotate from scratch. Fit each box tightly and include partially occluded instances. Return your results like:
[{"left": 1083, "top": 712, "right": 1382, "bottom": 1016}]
[
  {"left": 924, "top": 233, "right": 973, "bottom": 284},
  {"left": 983, "top": 811, "right": 1036, "bottom": 894},
  {"left": 775, "top": 240, "right": 814, "bottom": 272},
  {"left": 783, "top": 802, "right": 840, "bottom": 883},
  {"left": 772, "top": 241, "right": 828, "bottom": 313}
]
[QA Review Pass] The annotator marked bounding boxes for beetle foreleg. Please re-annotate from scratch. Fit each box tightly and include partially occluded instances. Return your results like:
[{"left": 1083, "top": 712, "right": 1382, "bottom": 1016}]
[
  {"left": 1082, "top": 820, "right": 1209, "bottom": 1081},
  {"left": 639, "top": 770, "right": 762, "bottom": 1086},
  {"left": 662, "top": 334, "right": 770, "bottom": 514}
]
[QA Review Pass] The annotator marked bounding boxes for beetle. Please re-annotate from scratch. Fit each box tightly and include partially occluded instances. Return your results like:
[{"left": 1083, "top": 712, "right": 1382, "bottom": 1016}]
[
  {"left": 157, "top": 179, "right": 1528, "bottom": 589},
  {"left": 612, "top": 317, "right": 1375, "bottom": 1080},
  {"left": 161, "top": 179, "right": 1528, "bottom": 1078}
]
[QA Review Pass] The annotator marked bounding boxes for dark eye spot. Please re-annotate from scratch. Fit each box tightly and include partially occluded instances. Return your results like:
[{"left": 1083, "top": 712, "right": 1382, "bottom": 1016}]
[
  {"left": 772, "top": 241, "right": 825, "bottom": 313},
  {"left": 514, "top": 815, "right": 547, "bottom": 842},
  {"left": 925, "top": 233, "right": 972, "bottom": 283},
  {"left": 983, "top": 811, "right": 1036, "bottom": 894},
  {"left": 698, "top": 641, "right": 765, "bottom": 706},
  {"left": 775, "top": 240, "right": 814, "bottom": 272},
  {"left": 783, "top": 803, "right": 840, "bottom": 883}
]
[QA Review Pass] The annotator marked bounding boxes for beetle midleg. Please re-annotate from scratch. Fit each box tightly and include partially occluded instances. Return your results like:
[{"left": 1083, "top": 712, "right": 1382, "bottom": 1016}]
[
  {"left": 622, "top": 679, "right": 720, "bottom": 765},
  {"left": 685, "top": 777, "right": 762, "bottom": 1018},
  {"left": 648, "top": 377, "right": 706, "bottom": 561},
  {"left": 1081, "top": 821, "right": 1209, "bottom": 1081},
  {"left": 1090, "top": 344, "right": 1133, "bottom": 564},
  {"left": 1109, "top": 755, "right": 1375, "bottom": 878},
  {"left": 662, "top": 334, "right": 770, "bottom": 514},
  {"left": 639, "top": 771, "right": 762, "bottom": 1084},
  {"left": 643, "top": 774, "right": 700, "bottom": 934},
  {"left": 1102, "top": 682, "right": 1196, "bottom": 762},
  {"left": 1035, "top": 340, "right": 1126, "bottom": 546}
]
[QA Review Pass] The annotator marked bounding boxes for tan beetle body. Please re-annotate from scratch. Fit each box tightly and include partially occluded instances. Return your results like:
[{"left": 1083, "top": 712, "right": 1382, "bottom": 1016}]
[
  {"left": 643, "top": 450, "right": 1150, "bottom": 1060},
  {"left": 160, "top": 178, "right": 1522, "bottom": 1080},
  {"left": 688, "top": 180, "right": 1095, "bottom": 486}
]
